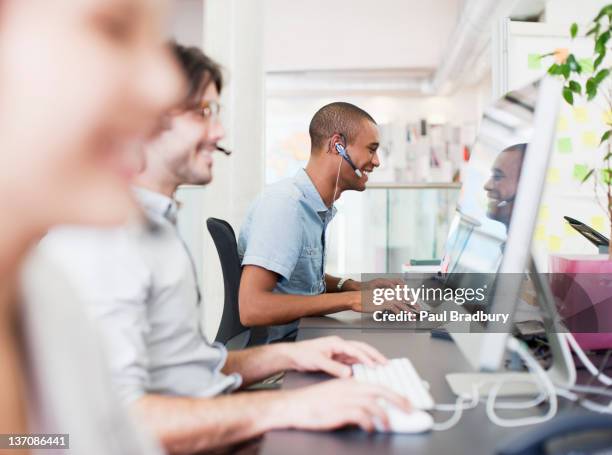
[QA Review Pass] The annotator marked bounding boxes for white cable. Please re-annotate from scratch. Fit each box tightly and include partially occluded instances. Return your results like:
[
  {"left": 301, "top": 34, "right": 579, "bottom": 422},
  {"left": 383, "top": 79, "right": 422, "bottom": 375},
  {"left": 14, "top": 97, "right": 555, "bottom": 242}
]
[
  {"left": 565, "top": 332, "right": 612, "bottom": 387},
  {"left": 320, "top": 156, "right": 343, "bottom": 290},
  {"left": 486, "top": 338, "right": 558, "bottom": 427},
  {"left": 487, "top": 389, "right": 548, "bottom": 410},
  {"left": 431, "top": 381, "right": 548, "bottom": 431},
  {"left": 432, "top": 383, "right": 481, "bottom": 431},
  {"left": 569, "top": 384, "right": 612, "bottom": 398},
  {"left": 331, "top": 154, "right": 342, "bottom": 207},
  {"left": 556, "top": 387, "right": 612, "bottom": 414}
]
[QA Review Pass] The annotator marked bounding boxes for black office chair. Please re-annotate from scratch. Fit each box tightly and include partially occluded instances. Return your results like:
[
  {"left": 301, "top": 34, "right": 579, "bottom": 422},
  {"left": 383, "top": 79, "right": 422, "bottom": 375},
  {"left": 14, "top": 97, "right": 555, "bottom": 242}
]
[{"left": 206, "top": 218, "right": 267, "bottom": 350}]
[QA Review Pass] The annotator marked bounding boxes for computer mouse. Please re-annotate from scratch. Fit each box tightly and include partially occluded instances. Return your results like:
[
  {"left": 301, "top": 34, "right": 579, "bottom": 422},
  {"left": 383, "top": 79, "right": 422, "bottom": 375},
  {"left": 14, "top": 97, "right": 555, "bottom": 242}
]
[{"left": 374, "top": 404, "right": 434, "bottom": 433}]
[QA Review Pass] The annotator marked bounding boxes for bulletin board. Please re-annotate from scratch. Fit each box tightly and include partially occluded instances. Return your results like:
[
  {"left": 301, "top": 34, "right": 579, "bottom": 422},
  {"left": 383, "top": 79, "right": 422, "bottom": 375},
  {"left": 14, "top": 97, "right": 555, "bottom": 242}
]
[{"left": 498, "top": 20, "right": 610, "bottom": 269}]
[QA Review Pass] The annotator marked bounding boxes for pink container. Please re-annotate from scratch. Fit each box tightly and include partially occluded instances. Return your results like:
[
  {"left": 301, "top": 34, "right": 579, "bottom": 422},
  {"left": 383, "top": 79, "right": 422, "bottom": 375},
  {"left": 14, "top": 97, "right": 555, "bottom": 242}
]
[{"left": 549, "top": 254, "right": 612, "bottom": 350}]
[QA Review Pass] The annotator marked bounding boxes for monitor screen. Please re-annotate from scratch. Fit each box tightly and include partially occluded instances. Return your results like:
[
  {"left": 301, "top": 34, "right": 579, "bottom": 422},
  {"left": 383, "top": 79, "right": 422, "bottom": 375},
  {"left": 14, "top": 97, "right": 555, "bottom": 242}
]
[{"left": 441, "top": 82, "right": 538, "bottom": 280}]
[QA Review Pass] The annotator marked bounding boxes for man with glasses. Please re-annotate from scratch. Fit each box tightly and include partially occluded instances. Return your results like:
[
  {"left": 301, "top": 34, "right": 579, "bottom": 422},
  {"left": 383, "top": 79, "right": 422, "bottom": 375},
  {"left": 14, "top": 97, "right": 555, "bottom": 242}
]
[{"left": 41, "top": 43, "right": 411, "bottom": 454}]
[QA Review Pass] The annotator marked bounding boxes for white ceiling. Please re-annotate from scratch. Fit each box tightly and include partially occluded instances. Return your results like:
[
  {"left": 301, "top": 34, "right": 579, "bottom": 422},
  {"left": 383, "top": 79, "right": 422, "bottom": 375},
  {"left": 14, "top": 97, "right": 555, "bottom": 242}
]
[{"left": 263, "top": 0, "right": 462, "bottom": 72}]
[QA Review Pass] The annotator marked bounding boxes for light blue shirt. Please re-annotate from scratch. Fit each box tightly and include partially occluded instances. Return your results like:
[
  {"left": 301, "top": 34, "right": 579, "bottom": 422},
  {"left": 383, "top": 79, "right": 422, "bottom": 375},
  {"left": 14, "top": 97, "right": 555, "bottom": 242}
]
[
  {"left": 238, "top": 168, "right": 336, "bottom": 342},
  {"left": 41, "top": 187, "right": 242, "bottom": 403}
]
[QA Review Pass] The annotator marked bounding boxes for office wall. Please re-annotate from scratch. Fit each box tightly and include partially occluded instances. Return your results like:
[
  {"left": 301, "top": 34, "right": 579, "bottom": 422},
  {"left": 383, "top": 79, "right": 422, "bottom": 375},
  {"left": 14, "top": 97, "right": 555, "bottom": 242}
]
[
  {"left": 169, "top": 0, "right": 204, "bottom": 48},
  {"left": 263, "top": 0, "right": 461, "bottom": 72},
  {"left": 173, "top": 0, "right": 266, "bottom": 339},
  {"left": 544, "top": 0, "right": 611, "bottom": 24}
]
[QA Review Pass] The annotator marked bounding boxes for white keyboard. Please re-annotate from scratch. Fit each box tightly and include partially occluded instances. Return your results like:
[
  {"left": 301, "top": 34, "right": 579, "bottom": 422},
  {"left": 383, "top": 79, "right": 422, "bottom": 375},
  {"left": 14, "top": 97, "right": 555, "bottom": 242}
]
[{"left": 352, "top": 358, "right": 435, "bottom": 410}]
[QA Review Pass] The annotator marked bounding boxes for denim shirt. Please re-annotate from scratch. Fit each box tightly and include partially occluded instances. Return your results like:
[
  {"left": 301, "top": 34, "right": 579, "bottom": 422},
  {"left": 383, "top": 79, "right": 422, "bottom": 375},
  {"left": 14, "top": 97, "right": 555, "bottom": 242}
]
[{"left": 238, "top": 168, "right": 336, "bottom": 341}]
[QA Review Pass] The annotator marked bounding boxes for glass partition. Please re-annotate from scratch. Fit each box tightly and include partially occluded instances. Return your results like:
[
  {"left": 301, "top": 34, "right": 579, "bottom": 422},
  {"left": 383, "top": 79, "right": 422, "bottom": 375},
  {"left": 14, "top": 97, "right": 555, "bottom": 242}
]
[
  {"left": 176, "top": 184, "right": 461, "bottom": 280},
  {"left": 325, "top": 184, "right": 460, "bottom": 274}
]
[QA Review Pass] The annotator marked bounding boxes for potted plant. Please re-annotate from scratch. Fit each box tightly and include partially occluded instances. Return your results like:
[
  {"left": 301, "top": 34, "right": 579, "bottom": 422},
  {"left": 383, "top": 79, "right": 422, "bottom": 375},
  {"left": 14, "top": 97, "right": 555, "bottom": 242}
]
[
  {"left": 544, "top": 4, "right": 612, "bottom": 260},
  {"left": 543, "top": 6, "right": 612, "bottom": 350}
]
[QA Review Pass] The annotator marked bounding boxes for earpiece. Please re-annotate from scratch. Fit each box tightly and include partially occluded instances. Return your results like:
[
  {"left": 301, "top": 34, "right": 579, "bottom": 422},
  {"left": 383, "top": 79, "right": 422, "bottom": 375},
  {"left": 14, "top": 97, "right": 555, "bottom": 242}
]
[
  {"left": 497, "top": 195, "right": 516, "bottom": 208},
  {"left": 334, "top": 143, "right": 363, "bottom": 178}
]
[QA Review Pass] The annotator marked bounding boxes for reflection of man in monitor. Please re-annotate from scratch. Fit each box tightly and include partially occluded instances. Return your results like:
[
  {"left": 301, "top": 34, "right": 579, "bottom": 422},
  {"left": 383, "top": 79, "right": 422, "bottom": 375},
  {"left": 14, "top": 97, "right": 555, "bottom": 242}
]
[{"left": 483, "top": 143, "right": 527, "bottom": 229}]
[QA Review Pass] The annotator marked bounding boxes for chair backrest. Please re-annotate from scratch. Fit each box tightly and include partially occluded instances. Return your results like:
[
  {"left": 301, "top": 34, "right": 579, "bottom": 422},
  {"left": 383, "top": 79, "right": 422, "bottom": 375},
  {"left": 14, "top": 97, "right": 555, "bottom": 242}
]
[{"left": 206, "top": 218, "right": 249, "bottom": 345}]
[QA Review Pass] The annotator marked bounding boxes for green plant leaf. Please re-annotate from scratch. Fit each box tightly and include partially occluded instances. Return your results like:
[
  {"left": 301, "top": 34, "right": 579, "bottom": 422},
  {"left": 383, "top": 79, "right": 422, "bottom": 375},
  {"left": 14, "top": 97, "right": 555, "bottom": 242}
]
[
  {"left": 595, "top": 31, "right": 610, "bottom": 54},
  {"left": 571, "top": 22, "right": 579, "bottom": 38},
  {"left": 587, "top": 23, "right": 601, "bottom": 37},
  {"left": 594, "top": 51, "right": 606, "bottom": 70},
  {"left": 569, "top": 80, "right": 582, "bottom": 94},
  {"left": 604, "top": 152, "right": 612, "bottom": 160},
  {"left": 581, "top": 168, "right": 595, "bottom": 183},
  {"left": 567, "top": 54, "right": 581, "bottom": 72},
  {"left": 548, "top": 63, "right": 562, "bottom": 75},
  {"left": 561, "top": 63, "right": 571, "bottom": 79},
  {"left": 601, "top": 130, "right": 612, "bottom": 144},
  {"left": 595, "top": 68, "right": 610, "bottom": 83},
  {"left": 586, "top": 77, "right": 598, "bottom": 100},
  {"left": 563, "top": 87, "right": 574, "bottom": 104},
  {"left": 594, "top": 5, "right": 612, "bottom": 22}
]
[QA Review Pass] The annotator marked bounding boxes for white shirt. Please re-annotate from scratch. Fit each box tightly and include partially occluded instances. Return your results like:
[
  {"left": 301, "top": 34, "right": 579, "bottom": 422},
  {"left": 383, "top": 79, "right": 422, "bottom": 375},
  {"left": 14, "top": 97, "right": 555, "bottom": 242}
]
[
  {"left": 40, "top": 187, "right": 241, "bottom": 404},
  {"left": 20, "top": 250, "right": 164, "bottom": 455}
]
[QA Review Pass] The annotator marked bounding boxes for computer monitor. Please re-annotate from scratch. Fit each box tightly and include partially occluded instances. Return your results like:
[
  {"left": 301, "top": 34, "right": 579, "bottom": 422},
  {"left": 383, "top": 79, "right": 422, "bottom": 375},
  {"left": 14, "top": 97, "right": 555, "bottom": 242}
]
[{"left": 442, "top": 76, "right": 575, "bottom": 395}]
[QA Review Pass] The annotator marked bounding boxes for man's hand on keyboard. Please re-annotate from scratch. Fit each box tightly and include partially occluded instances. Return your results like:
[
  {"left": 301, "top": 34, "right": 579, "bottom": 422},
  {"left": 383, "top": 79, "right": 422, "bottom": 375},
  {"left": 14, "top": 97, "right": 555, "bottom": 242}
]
[
  {"left": 360, "top": 277, "right": 405, "bottom": 290},
  {"left": 284, "top": 379, "right": 412, "bottom": 432},
  {"left": 285, "top": 336, "right": 387, "bottom": 378},
  {"left": 349, "top": 290, "right": 421, "bottom": 314}
]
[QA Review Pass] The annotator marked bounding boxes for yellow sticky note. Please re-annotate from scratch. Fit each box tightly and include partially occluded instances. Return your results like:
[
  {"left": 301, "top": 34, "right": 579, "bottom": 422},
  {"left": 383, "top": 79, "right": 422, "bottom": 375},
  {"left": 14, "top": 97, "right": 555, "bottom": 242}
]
[
  {"left": 548, "top": 235, "right": 562, "bottom": 252},
  {"left": 591, "top": 215, "right": 605, "bottom": 232},
  {"left": 582, "top": 131, "right": 598, "bottom": 148},
  {"left": 564, "top": 222, "right": 578, "bottom": 236},
  {"left": 547, "top": 168, "right": 561, "bottom": 183},
  {"left": 534, "top": 224, "right": 546, "bottom": 240},
  {"left": 539, "top": 205, "right": 550, "bottom": 221},
  {"left": 557, "top": 115, "right": 569, "bottom": 132},
  {"left": 573, "top": 107, "right": 589, "bottom": 123},
  {"left": 602, "top": 110, "right": 612, "bottom": 125}
]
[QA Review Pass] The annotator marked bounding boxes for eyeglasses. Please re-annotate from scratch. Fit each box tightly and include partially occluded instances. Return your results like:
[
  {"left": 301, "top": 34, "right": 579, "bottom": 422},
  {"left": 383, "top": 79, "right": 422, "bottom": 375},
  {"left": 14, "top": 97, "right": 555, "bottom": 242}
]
[{"left": 195, "top": 100, "right": 222, "bottom": 121}]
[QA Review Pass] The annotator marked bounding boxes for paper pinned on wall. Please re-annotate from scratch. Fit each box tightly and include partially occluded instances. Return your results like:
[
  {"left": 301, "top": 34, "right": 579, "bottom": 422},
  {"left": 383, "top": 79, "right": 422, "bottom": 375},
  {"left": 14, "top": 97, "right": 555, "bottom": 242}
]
[
  {"left": 573, "top": 163, "right": 589, "bottom": 181},
  {"left": 557, "top": 137, "right": 573, "bottom": 153},
  {"left": 547, "top": 168, "right": 561, "bottom": 183},
  {"left": 527, "top": 53, "right": 542, "bottom": 70},
  {"left": 539, "top": 205, "right": 550, "bottom": 221},
  {"left": 548, "top": 235, "right": 562, "bottom": 252},
  {"left": 582, "top": 131, "right": 598, "bottom": 148},
  {"left": 573, "top": 107, "right": 589, "bottom": 124},
  {"left": 557, "top": 115, "right": 569, "bottom": 132},
  {"left": 534, "top": 224, "right": 546, "bottom": 240},
  {"left": 590, "top": 215, "right": 605, "bottom": 233}
]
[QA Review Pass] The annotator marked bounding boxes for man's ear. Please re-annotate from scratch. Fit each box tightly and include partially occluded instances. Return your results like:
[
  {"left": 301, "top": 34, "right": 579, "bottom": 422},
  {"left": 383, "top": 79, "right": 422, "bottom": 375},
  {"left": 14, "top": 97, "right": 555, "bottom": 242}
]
[{"left": 329, "top": 133, "right": 345, "bottom": 153}]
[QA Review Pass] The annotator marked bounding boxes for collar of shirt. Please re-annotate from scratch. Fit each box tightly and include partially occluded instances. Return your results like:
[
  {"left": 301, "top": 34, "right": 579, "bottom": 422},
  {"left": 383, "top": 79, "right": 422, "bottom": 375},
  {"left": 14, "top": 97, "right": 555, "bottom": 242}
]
[
  {"left": 294, "top": 168, "right": 337, "bottom": 223},
  {"left": 133, "top": 187, "right": 180, "bottom": 225}
]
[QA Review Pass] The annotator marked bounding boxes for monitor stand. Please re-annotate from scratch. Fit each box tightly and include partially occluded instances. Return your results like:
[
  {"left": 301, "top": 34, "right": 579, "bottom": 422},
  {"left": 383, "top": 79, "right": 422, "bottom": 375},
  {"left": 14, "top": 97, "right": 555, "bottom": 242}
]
[{"left": 445, "top": 258, "right": 576, "bottom": 397}]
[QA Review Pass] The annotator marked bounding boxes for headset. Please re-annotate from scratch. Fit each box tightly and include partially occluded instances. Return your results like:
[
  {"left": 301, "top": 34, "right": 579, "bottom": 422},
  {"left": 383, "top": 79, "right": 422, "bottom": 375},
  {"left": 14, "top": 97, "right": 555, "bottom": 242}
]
[
  {"left": 334, "top": 140, "right": 362, "bottom": 178},
  {"left": 496, "top": 195, "right": 516, "bottom": 208}
]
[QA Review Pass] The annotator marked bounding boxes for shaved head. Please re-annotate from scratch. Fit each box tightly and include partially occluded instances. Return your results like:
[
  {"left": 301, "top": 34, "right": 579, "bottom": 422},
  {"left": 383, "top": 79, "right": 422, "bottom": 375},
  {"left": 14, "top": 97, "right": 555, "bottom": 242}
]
[{"left": 309, "top": 102, "right": 376, "bottom": 151}]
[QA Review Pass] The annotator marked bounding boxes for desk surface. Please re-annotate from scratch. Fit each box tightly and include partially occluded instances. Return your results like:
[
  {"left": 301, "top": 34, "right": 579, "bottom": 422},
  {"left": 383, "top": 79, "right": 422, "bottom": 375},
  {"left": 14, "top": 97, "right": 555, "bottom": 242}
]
[
  {"left": 298, "top": 310, "right": 437, "bottom": 331},
  {"left": 259, "top": 323, "right": 603, "bottom": 455}
]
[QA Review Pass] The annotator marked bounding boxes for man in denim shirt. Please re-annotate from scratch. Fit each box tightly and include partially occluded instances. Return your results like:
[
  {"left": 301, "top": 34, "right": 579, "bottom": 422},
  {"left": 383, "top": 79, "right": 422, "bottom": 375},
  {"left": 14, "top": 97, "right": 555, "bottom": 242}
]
[{"left": 239, "top": 102, "right": 398, "bottom": 342}]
